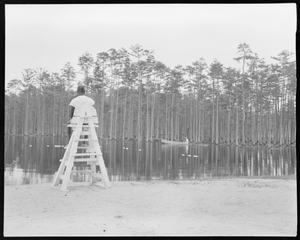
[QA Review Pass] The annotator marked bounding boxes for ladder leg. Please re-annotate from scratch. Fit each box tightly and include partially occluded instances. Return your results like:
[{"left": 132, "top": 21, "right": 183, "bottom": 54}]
[
  {"left": 90, "top": 162, "right": 97, "bottom": 183},
  {"left": 87, "top": 117, "right": 111, "bottom": 187},
  {"left": 61, "top": 156, "right": 75, "bottom": 191},
  {"left": 52, "top": 134, "right": 75, "bottom": 186},
  {"left": 60, "top": 119, "right": 83, "bottom": 191},
  {"left": 97, "top": 155, "right": 111, "bottom": 188}
]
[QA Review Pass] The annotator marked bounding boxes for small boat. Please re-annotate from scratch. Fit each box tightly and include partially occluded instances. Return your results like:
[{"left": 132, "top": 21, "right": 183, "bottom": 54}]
[{"left": 161, "top": 139, "right": 189, "bottom": 145}]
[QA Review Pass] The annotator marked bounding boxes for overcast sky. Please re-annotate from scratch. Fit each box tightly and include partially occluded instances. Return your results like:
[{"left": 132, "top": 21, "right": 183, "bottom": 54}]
[{"left": 5, "top": 4, "right": 296, "bottom": 87}]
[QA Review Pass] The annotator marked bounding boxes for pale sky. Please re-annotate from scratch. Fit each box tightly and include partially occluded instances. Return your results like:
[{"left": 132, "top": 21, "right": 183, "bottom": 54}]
[{"left": 5, "top": 4, "right": 296, "bottom": 87}]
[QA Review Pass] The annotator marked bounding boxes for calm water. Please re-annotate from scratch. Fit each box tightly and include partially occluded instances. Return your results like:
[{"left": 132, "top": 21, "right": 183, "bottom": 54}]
[{"left": 4, "top": 136, "right": 297, "bottom": 185}]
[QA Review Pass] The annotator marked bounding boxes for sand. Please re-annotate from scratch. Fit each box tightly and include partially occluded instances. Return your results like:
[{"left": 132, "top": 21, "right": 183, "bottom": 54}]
[{"left": 4, "top": 176, "right": 297, "bottom": 236}]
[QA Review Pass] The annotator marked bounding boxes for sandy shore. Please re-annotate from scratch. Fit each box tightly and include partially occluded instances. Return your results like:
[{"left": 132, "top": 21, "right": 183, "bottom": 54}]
[{"left": 4, "top": 176, "right": 297, "bottom": 236}]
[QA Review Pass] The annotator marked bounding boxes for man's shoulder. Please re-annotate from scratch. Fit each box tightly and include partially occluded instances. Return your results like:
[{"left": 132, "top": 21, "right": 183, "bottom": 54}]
[
  {"left": 69, "top": 95, "right": 78, "bottom": 104},
  {"left": 70, "top": 95, "right": 94, "bottom": 106},
  {"left": 82, "top": 95, "right": 94, "bottom": 101}
]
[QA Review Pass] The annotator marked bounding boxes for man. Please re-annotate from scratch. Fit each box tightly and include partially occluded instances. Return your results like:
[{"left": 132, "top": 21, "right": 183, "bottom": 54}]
[{"left": 67, "top": 86, "right": 95, "bottom": 140}]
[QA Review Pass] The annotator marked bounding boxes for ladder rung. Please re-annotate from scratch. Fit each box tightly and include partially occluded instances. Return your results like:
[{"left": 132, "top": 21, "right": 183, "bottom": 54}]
[
  {"left": 72, "top": 116, "right": 94, "bottom": 119},
  {"left": 75, "top": 139, "right": 98, "bottom": 142},
  {"left": 85, "top": 148, "right": 97, "bottom": 152},
  {"left": 60, "top": 157, "right": 99, "bottom": 163},
  {"left": 86, "top": 158, "right": 99, "bottom": 163},
  {"left": 73, "top": 153, "right": 102, "bottom": 157},
  {"left": 67, "top": 124, "right": 99, "bottom": 128},
  {"left": 80, "top": 131, "right": 91, "bottom": 135},
  {"left": 74, "top": 158, "right": 99, "bottom": 162},
  {"left": 76, "top": 147, "right": 101, "bottom": 150},
  {"left": 71, "top": 170, "right": 92, "bottom": 174}
]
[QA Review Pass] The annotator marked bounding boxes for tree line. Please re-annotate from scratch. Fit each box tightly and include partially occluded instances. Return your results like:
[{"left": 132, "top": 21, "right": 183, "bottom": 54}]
[{"left": 5, "top": 43, "right": 296, "bottom": 147}]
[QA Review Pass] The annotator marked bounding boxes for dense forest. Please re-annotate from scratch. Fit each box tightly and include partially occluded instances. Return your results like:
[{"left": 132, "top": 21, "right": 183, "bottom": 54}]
[{"left": 5, "top": 43, "right": 296, "bottom": 147}]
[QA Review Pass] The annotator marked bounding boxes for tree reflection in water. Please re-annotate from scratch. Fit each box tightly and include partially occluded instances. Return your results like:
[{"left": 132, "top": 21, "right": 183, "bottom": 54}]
[{"left": 4, "top": 136, "right": 297, "bottom": 185}]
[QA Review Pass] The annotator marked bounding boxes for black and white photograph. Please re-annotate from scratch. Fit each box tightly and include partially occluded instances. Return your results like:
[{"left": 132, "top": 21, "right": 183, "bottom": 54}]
[{"left": 4, "top": 3, "right": 297, "bottom": 236}]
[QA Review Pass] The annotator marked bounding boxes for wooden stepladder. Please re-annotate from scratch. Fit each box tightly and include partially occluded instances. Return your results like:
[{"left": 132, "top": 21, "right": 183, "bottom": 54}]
[{"left": 52, "top": 104, "right": 111, "bottom": 191}]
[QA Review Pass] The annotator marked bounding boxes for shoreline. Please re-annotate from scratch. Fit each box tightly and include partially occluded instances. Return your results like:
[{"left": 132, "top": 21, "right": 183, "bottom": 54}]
[{"left": 4, "top": 177, "right": 297, "bottom": 236}]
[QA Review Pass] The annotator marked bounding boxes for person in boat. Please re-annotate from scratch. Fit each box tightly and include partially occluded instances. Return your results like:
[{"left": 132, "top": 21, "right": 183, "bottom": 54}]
[{"left": 67, "top": 86, "right": 95, "bottom": 140}]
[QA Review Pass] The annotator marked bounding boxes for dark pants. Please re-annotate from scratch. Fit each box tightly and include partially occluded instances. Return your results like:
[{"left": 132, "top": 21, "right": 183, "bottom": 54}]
[{"left": 68, "top": 127, "right": 72, "bottom": 141}]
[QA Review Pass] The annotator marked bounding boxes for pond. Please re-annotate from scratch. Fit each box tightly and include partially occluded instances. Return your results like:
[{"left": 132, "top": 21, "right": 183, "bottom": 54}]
[{"left": 4, "top": 136, "right": 297, "bottom": 185}]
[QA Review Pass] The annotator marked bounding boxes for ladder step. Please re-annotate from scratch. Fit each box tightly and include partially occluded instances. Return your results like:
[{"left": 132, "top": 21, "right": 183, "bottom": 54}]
[
  {"left": 75, "top": 139, "right": 98, "bottom": 142},
  {"left": 60, "top": 158, "right": 99, "bottom": 163},
  {"left": 80, "top": 131, "right": 91, "bottom": 135},
  {"left": 67, "top": 124, "right": 99, "bottom": 128},
  {"left": 73, "top": 153, "right": 102, "bottom": 157},
  {"left": 72, "top": 116, "right": 94, "bottom": 119},
  {"left": 71, "top": 170, "right": 92, "bottom": 174},
  {"left": 77, "top": 147, "right": 100, "bottom": 150},
  {"left": 74, "top": 158, "right": 99, "bottom": 162}
]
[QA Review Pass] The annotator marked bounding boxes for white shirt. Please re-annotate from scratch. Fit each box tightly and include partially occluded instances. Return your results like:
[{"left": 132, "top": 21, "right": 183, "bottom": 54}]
[{"left": 69, "top": 95, "right": 95, "bottom": 108}]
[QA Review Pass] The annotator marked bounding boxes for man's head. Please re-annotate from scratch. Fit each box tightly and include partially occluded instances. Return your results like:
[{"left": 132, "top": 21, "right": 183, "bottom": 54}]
[{"left": 77, "top": 86, "right": 85, "bottom": 95}]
